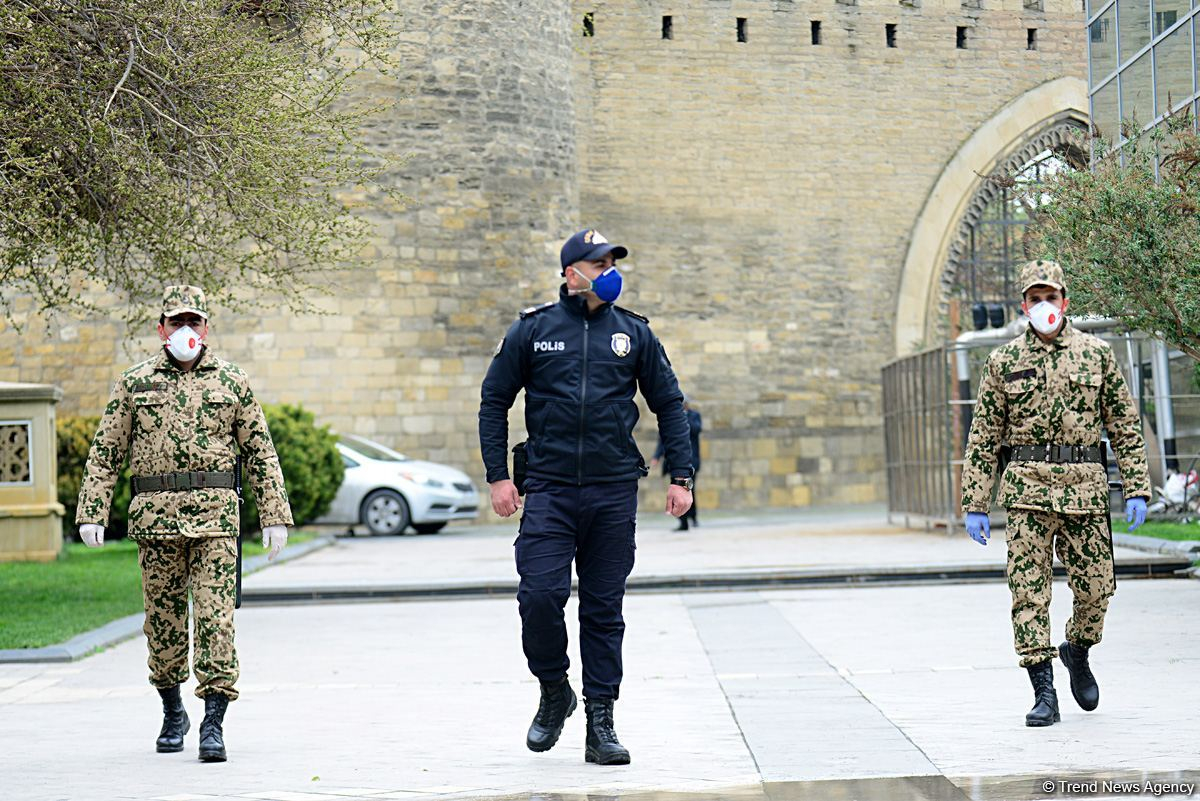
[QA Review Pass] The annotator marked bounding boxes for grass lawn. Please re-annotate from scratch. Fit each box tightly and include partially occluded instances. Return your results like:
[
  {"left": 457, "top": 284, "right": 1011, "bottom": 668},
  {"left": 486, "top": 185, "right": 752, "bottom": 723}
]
[
  {"left": 0, "top": 531, "right": 316, "bottom": 650},
  {"left": 1112, "top": 519, "right": 1200, "bottom": 541}
]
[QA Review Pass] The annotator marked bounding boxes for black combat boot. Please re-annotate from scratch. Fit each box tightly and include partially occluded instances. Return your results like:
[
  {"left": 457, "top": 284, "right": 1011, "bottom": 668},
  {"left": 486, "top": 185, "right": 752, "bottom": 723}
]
[
  {"left": 155, "top": 685, "right": 190, "bottom": 753},
  {"left": 1025, "top": 660, "right": 1060, "bottom": 727},
  {"left": 197, "top": 694, "right": 230, "bottom": 762},
  {"left": 585, "top": 698, "right": 630, "bottom": 765},
  {"left": 526, "top": 677, "right": 577, "bottom": 752},
  {"left": 1059, "top": 640, "right": 1100, "bottom": 711}
]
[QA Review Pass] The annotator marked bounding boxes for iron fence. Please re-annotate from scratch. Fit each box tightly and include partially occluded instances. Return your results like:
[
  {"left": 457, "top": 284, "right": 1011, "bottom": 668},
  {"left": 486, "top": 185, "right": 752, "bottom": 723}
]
[{"left": 883, "top": 323, "right": 1200, "bottom": 530}]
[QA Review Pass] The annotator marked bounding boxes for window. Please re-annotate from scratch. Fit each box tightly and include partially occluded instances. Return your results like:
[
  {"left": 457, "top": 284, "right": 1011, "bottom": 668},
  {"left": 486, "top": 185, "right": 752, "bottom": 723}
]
[
  {"left": 951, "top": 150, "right": 1073, "bottom": 326},
  {"left": 886, "top": 23, "right": 898, "bottom": 48},
  {"left": 662, "top": 15, "right": 673, "bottom": 40},
  {"left": 1155, "top": 10, "right": 1178, "bottom": 35},
  {"left": 1089, "top": 5, "right": 1116, "bottom": 81},
  {"left": 582, "top": 12, "right": 594, "bottom": 37},
  {"left": 1154, "top": 22, "right": 1194, "bottom": 114},
  {"left": 957, "top": 26, "right": 968, "bottom": 49},
  {"left": 737, "top": 17, "right": 748, "bottom": 43},
  {"left": 1027, "top": 28, "right": 1038, "bottom": 51},
  {"left": 0, "top": 422, "right": 32, "bottom": 485},
  {"left": 1118, "top": 0, "right": 1152, "bottom": 61},
  {"left": 812, "top": 20, "right": 822, "bottom": 45},
  {"left": 1121, "top": 50, "right": 1154, "bottom": 127},
  {"left": 1154, "top": 0, "right": 1189, "bottom": 36}
]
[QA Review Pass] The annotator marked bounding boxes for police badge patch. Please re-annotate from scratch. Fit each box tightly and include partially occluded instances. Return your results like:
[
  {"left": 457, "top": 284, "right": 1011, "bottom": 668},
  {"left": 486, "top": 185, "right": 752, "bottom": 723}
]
[
  {"left": 493, "top": 338, "right": 504, "bottom": 358},
  {"left": 611, "top": 332, "right": 631, "bottom": 357}
]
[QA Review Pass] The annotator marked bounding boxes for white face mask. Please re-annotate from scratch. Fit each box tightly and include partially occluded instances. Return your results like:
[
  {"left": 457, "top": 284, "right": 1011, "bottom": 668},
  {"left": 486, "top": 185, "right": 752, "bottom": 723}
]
[
  {"left": 1027, "top": 300, "right": 1065, "bottom": 336},
  {"left": 165, "top": 325, "right": 204, "bottom": 362}
]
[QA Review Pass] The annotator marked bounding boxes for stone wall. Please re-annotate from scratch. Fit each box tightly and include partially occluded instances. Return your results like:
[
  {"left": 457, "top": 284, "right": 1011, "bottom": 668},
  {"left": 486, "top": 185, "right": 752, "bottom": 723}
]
[{"left": 573, "top": 0, "right": 1087, "bottom": 512}]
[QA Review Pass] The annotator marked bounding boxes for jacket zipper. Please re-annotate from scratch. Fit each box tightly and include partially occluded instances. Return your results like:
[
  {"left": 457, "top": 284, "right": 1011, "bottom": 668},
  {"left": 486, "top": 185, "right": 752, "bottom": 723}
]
[{"left": 577, "top": 317, "right": 589, "bottom": 484}]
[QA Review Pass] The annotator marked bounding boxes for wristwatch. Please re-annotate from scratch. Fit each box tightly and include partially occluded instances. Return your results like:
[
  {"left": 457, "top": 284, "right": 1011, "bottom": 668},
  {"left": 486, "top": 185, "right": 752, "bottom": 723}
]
[{"left": 670, "top": 476, "right": 694, "bottom": 492}]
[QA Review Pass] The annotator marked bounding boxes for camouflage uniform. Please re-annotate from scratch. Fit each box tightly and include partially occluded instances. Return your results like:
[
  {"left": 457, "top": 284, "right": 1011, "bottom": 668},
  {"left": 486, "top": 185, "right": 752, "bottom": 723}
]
[
  {"left": 961, "top": 261, "right": 1151, "bottom": 667},
  {"left": 77, "top": 286, "right": 292, "bottom": 700}
]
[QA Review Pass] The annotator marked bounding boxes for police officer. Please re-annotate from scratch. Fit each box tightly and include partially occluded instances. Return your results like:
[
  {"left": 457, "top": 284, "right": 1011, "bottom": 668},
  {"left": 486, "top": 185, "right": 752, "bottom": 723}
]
[
  {"left": 961, "top": 260, "right": 1150, "bottom": 727},
  {"left": 479, "top": 229, "right": 695, "bottom": 765},
  {"left": 76, "top": 286, "right": 293, "bottom": 761}
]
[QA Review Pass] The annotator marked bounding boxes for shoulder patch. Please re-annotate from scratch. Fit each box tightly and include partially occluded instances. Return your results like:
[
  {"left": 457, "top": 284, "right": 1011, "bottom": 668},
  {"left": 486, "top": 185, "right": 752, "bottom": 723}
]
[
  {"left": 519, "top": 301, "right": 556, "bottom": 319},
  {"left": 613, "top": 305, "right": 649, "bottom": 324}
]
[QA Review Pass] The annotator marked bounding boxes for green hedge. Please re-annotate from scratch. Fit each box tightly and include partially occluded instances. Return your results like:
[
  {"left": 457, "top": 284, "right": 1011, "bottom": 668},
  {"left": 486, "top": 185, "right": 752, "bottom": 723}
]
[
  {"left": 57, "top": 402, "right": 343, "bottom": 538},
  {"left": 57, "top": 416, "right": 132, "bottom": 537},
  {"left": 240, "top": 403, "right": 344, "bottom": 533}
]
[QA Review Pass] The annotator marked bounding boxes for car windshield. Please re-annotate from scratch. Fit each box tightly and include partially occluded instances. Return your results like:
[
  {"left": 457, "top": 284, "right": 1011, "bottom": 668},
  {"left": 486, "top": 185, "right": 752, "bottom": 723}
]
[{"left": 339, "top": 436, "right": 409, "bottom": 462}]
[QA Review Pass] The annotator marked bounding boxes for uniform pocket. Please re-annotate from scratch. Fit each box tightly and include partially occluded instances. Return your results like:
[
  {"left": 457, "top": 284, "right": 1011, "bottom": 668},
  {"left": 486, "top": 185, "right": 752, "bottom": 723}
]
[
  {"left": 1069, "top": 373, "right": 1102, "bottom": 406},
  {"left": 200, "top": 390, "right": 237, "bottom": 435},
  {"left": 132, "top": 393, "right": 168, "bottom": 432},
  {"left": 1003, "top": 376, "right": 1039, "bottom": 404}
]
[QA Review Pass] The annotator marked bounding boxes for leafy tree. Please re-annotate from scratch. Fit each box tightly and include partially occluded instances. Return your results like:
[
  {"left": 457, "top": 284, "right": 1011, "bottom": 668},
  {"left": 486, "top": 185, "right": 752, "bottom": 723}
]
[
  {"left": 1025, "top": 112, "right": 1200, "bottom": 362},
  {"left": 0, "top": 0, "right": 400, "bottom": 329}
]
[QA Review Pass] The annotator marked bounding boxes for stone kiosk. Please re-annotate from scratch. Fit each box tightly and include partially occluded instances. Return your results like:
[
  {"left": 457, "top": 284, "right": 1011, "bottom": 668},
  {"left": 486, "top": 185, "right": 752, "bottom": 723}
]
[{"left": 0, "top": 382, "right": 64, "bottom": 562}]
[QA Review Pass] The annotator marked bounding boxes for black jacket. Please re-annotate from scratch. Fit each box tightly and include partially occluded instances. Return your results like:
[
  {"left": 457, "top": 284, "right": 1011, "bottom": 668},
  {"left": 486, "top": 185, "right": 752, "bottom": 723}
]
[{"left": 479, "top": 286, "right": 694, "bottom": 485}]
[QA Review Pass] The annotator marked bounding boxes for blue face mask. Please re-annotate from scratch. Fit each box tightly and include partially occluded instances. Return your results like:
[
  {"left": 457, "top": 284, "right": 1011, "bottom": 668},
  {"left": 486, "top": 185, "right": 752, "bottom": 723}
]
[{"left": 573, "top": 265, "right": 623, "bottom": 303}]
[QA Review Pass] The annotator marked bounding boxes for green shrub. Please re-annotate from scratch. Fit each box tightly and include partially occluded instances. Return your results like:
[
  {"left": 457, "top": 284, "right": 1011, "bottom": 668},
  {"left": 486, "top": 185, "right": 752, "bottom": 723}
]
[
  {"left": 240, "top": 403, "right": 344, "bottom": 533},
  {"left": 57, "top": 416, "right": 132, "bottom": 539},
  {"left": 57, "top": 403, "right": 343, "bottom": 538}
]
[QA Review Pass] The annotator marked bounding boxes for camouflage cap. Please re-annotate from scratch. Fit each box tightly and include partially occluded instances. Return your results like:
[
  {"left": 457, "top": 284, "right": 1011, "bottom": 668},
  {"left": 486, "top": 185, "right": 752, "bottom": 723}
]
[
  {"left": 161, "top": 285, "right": 208, "bottom": 319},
  {"left": 1019, "top": 259, "right": 1066, "bottom": 295}
]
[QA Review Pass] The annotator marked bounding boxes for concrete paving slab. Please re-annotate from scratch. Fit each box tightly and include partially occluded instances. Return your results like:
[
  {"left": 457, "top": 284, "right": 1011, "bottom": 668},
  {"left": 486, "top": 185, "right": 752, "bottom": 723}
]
[
  {"left": 3, "top": 557, "right": 1197, "bottom": 801},
  {"left": 244, "top": 509, "right": 1185, "bottom": 601}
]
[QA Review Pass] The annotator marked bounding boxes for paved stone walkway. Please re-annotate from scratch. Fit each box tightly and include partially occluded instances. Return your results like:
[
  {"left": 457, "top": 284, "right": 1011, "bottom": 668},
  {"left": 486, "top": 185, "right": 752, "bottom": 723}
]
[
  {"left": 243, "top": 506, "right": 1180, "bottom": 594},
  {"left": 4, "top": 577, "right": 1198, "bottom": 801}
]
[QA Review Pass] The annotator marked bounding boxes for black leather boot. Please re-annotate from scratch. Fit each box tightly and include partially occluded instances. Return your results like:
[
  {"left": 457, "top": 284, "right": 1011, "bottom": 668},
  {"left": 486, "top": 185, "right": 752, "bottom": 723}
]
[
  {"left": 155, "top": 685, "right": 190, "bottom": 753},
  {"left": 585, "top": 698, "right": 630, "bottom": 765},
  {"left": 1059, "top": 640, "right": 1100, "bottom": 711},
  {"left": 197, "top": 694, "right": 229, "bottom": 762},
  {"left": 1025, "top": 660, "right": 1060, "bottom": 727},
  {"left": 526, "top": 677, "right": 577, "bottom": 752}
]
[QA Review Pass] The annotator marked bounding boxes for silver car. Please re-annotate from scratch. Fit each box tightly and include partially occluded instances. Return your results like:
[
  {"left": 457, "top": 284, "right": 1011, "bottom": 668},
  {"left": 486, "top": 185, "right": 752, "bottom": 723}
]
[{"left": 316, "top": 434, "right": 480, "bottom": 535}]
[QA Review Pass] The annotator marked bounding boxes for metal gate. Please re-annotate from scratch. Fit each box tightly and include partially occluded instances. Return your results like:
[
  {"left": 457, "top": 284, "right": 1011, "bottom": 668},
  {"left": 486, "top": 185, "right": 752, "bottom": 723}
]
[{"left": 882, "top": 324, "right": 1200, "bottom": 531}]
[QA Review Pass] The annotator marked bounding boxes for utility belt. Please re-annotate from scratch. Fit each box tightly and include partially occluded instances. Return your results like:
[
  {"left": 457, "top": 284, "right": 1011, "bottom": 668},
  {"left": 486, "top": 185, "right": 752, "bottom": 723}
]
[
  {"left": 1005, "top": 444, "right": 1105, "bottom": 465},
  {"left": 132, "top": 471, "right": 236, "bottom": 494}
]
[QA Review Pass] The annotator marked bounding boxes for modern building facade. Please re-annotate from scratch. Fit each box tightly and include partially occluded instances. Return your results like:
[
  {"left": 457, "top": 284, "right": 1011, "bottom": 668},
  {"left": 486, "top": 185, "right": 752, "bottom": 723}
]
[{"left": 1088, "top": 0, "right": 1200, "bottom": 140}]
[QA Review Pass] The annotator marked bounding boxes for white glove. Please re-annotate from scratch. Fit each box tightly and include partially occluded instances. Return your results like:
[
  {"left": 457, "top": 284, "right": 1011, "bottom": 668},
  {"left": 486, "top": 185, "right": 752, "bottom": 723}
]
[
  {"left": 262, "top": 525, "right": 288, "bottom": 561},
  {"left": 79, "top": 524, "right": 105, "bottom": 548}
]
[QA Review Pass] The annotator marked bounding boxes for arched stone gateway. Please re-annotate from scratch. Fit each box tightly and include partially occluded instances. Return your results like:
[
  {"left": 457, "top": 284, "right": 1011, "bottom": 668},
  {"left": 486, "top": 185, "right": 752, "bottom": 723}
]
[{"left": 894, "top": 78, "right": 1090, "bottom": 355}]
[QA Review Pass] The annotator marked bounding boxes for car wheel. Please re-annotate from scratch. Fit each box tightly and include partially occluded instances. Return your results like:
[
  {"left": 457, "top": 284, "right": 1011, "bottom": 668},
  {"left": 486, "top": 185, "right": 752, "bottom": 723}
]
[
  {"left": 361, "top": 489, "right": 411, "bottom": 536},
  {"left": 412, "top": 523, "right": 446, "bottom": 535}
]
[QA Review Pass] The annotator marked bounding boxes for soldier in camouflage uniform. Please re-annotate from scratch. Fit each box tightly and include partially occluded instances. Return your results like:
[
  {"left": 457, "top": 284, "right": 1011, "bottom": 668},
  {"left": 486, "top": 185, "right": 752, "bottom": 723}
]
[
  {"left": 961, "top": 260, "right": 1150, "bottom": 728},
  {"left": 76, "top": 286, "right": 293, "bottom": 762}
]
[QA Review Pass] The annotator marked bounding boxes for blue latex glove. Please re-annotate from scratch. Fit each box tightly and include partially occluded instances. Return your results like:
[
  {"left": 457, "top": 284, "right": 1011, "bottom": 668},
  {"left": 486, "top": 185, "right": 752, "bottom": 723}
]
[
  {"left": 965, "top": 512, "right": 990, "bottom": 545},
  {"left": 1125, "top": 498, "right": 1147, "bottom": 532}
]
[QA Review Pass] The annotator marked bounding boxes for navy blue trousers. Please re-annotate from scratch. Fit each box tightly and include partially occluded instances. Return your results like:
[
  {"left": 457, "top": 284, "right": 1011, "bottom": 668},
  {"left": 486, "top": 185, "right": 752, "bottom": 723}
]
[{"left": 515, "top": 478, "right": 638, "bottom": 700}]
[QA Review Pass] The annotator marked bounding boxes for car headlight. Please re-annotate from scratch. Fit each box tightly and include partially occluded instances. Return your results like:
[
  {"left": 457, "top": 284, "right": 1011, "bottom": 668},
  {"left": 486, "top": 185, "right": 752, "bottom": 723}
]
[{"left": 399, "top": 471, "right": 445, "bottom": 489}]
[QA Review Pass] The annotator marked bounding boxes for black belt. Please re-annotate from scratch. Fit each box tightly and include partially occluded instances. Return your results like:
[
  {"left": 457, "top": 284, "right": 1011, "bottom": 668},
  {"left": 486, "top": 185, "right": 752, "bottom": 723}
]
[
  {"left": 132, "top": 471, "right": 236, "bottom": 494},
  {"left": 1008, "top": 444, "right": 1104, "bottom": 464}
]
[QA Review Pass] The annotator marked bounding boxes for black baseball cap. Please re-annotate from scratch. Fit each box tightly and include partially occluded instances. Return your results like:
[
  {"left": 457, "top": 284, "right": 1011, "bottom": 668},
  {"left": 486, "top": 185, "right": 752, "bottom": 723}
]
[{"left": 560, "top": 229, "right": 628, "bottom": 270}]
